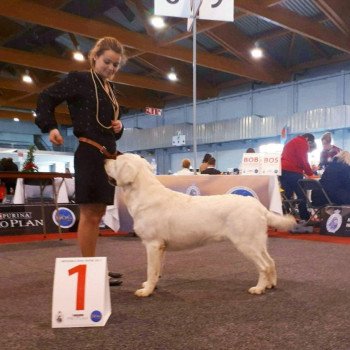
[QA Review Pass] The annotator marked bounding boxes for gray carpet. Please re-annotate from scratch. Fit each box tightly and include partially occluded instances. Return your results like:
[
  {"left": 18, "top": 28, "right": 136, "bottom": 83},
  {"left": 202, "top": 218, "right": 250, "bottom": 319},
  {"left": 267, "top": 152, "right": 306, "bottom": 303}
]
[{"left": 1, "top": 236, "right": 350, "bottom": 350}]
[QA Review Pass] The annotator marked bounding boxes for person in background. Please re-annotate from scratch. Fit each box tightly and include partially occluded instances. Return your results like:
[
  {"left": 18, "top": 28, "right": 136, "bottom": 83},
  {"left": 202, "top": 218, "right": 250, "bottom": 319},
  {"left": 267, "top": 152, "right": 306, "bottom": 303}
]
[
  {"left": 245, "top": 148, "right": 255, "bottom": 153},
  {"left": 233, "top": 168, "right": 240, "bottom": 175},
  {"left": 35, "top": 37, "right": 126, "bottom": 286},
  {"left": 199, "top": 153, "right": 212, "bottom": 173},
  {"left": 319, "top": 132, "right": 341, "bottom": 169},
  {"left": 201, "top": 157, "right": 221, "bottom": 175},
  {"left": 174, "top": 158, "right": 192, "bottom": 175},
  {"left": 280, "top": 133, "right": 316, "bottom": 223},
  {"left": 0, "top": 157, "right": 18, "bottom": 194},
  {"left": 313, "top": 150, "right": 350, "bottom": 206}
]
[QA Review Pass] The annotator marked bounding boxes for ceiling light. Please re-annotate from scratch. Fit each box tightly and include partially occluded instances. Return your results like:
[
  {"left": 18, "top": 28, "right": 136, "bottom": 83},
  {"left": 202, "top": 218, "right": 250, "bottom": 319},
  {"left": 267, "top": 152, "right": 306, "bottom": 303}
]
[
  {"left": 22, "top": 70, "right": 33, "bottom": 84},
  {"left": 167, "top": 69, "right": 178, "bottom": 81},
  {"left": 13, "top": 117, "right": 20, "bottom": 122},
  {"left": 251, "top": 46, "right": 263, "bottom": 59},
  {"left": 73, "top": 51, "right": 85, "bottom": 61},
  {"left": 150, "top": 16, "right": 165, "bottom": 29}
]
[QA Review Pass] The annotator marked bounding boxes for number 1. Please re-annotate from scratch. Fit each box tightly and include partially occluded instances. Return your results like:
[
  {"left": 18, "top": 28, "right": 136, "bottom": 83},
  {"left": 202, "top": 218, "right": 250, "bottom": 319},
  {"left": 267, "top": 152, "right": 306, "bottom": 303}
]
[{"left": 68, "top": 264, "right": 87, "bottom": 310}]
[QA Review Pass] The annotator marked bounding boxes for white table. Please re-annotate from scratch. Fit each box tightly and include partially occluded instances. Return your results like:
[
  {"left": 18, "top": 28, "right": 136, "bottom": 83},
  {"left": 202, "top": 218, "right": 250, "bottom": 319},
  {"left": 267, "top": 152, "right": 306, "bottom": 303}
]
[{"left": 13, "top": 178, "right": 69, "bottom": 204}]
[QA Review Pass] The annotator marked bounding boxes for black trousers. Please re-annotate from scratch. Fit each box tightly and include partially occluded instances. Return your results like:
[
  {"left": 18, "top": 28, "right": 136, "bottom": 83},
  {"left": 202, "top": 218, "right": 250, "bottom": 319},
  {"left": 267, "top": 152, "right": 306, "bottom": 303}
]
[{"left": 280, "top": 170, "right": 310, "bottom": 220}]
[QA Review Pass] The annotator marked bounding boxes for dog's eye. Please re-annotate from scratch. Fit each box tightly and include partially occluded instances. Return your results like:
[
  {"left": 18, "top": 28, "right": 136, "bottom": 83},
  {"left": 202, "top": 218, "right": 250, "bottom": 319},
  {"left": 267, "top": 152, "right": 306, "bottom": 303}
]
[{"left": 108, "top": 176, "right": 117, "bottom": 186}]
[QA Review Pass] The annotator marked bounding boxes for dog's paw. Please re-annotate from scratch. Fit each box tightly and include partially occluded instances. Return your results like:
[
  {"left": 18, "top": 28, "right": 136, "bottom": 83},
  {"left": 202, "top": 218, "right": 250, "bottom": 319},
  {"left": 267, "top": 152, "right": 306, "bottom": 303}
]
[
  {"left": 135, "top": 288, "right": 152, "bottom": 297},
  {"left": 248, "top": 286, "right": 266, "bottom": 295}
]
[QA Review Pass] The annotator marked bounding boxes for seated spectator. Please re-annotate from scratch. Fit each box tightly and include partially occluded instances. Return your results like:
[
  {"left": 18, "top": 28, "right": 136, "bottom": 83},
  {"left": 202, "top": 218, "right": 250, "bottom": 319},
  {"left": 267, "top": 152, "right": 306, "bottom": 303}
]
[
  {"left": 233, "top": 168, "right": 240, "bottom": 175},
  {"left": 199, "top": 153, "right": 212, "bottom": 173},
  {"left": 312, "top": 151, "right": 350, "bottom": 206},
  {"left": 245, "top": 148, "right": 255, "bottom": 153},
  {"left": 174, "top": 158, "right": 192, "bottom": 176},
  {"left": 319, "top": 132, "right": 341, "bottom": 169},
  {"left": 201, "top": 157, "right": 221, "bottom": 175}
]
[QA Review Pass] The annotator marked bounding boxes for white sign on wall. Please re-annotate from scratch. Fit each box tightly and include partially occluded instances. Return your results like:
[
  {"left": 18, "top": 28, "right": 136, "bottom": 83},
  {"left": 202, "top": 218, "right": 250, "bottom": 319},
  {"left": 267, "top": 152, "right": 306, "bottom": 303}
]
[
  {"left": 52, "top": 257, "right": 111, "bottom": 328},
  {"left": 241, "top": 153, "right": 281, "bottom": 176}
]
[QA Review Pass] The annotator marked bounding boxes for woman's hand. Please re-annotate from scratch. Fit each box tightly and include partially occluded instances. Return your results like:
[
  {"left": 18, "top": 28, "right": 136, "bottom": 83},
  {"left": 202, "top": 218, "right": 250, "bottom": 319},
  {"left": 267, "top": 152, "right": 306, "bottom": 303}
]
[
  {"left": 112, "top": 120, "right": 123, "bottom": 134},
  {"left": 49, "top": 128, "right": 64, "bottom": 145}
]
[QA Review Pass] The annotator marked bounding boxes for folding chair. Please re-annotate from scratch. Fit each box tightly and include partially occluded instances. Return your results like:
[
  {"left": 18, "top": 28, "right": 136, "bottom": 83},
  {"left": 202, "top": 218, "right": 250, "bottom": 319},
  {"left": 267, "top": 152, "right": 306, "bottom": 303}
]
[
  {"left": 280, "top": 190, "right": 301, "bottom": 218},
  {"left": 297, "top": 178, "right": 334, "bottom": 225}
]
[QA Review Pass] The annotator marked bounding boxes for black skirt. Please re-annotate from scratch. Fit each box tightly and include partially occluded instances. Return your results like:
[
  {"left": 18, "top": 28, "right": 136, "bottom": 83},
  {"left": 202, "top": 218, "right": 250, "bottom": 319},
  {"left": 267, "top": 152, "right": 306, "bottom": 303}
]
[{"left": 74, "top": 142, "right": 115, "bottom": 205}]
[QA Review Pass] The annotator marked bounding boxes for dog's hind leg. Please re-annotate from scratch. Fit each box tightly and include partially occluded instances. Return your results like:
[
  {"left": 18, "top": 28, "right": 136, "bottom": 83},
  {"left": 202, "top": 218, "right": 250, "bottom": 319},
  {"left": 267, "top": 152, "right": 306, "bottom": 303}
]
[
  {"left": 232, "top": 241, "right": 275, "bottom": 295},
  {"left": 135, "top": 241, "right": 163, "bottom": 297},
  {"left": 262, "top": 249, "right": 277, "bottom": 289},
  {"left": 159, "top": 245, "right": 166, "bottom": 278}
]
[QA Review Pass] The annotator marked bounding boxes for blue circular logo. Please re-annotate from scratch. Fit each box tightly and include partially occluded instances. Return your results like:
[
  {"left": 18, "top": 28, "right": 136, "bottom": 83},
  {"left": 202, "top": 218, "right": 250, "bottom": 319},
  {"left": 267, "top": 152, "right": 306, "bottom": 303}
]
[
  {"left": 52, "top": 207, "right": 76, "bottom": 228},
  {"left": 185, "top": 185, "right": 201, "bottom": 196},
  {"left": 91, "top": 310, "right": 102, "bottom": 323},
  {"left": 226, "top": 186, "right": 259, "bottom": 199}
]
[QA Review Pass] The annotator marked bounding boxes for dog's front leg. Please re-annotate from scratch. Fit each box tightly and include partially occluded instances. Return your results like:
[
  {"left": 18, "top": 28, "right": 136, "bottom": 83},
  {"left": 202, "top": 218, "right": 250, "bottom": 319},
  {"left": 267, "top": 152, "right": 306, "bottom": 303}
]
[{"left": 135, "top": 241, "right": 162, "bottom": 297}]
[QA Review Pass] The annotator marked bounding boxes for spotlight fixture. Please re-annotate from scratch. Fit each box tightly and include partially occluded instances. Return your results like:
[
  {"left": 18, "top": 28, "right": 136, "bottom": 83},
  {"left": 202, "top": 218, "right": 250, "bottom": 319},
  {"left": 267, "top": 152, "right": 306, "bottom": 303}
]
[
  {"left": 167, "top": 68, "right": 178, "bottom": 82},
  {"left": 32, "top": 111, "right": 37, "bottom": 117},
  {"left": 73, "top": 50, "right": 85, "bottom": 62},
  {"left": 13, "top": 117, "right": 20, "bottom": 122},
  {"left": 250, "top": 45, "right": 263, "bottom": 59},
  {"left": 22, "top": 70, "right": 33, "bottom": 84},
  {"left": 150, "top": 16, "right": 165, "bottom": 29}
]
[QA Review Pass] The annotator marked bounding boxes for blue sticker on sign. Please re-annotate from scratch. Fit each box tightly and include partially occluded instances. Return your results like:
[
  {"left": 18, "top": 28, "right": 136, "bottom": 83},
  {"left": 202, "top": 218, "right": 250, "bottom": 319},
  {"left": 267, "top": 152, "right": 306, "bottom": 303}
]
[{"left": 91, "top": 310, "right": 102, "bottom": 322}]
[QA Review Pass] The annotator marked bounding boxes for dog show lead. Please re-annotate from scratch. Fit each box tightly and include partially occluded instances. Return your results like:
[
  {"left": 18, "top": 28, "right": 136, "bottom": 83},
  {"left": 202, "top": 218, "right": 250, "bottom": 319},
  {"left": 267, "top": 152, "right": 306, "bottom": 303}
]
[{"left": 35, "top": 37, "right": 126, "bottom": 286}]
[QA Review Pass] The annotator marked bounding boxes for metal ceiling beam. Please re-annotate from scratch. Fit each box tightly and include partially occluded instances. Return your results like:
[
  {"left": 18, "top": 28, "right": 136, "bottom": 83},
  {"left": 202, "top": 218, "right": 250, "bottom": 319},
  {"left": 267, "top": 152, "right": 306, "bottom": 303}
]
[
  {"left": 313, "top": 0, "right": 350, "bottom": 35},
  {"left": 0, "top": 0, "right": 283, "bottom": 83},
  {"left": 235, "top": 0, "right": 350, "bottom": 54},
  {"left": 0, "top": 47, "right": 211, "bottom": 100},
  {"left": 206, "top": 24, "right": 290, "bottom": 81}
]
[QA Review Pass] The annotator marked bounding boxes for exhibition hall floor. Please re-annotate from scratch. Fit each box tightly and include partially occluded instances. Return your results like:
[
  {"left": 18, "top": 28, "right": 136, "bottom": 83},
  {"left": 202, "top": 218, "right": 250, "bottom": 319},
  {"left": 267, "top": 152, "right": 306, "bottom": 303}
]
[{"left": 1, "top": 234, "right": 350, "bottom": 349}]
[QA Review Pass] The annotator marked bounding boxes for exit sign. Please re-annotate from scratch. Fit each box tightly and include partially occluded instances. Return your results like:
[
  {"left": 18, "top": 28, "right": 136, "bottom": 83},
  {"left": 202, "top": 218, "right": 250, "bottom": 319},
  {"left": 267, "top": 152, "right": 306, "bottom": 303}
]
[{"left": 145, "top": 107, "right": 162, "bottom": 116}]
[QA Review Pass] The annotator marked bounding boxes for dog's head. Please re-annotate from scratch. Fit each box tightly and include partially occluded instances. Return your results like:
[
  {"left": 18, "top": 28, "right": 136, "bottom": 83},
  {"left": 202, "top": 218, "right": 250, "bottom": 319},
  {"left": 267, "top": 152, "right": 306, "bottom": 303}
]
[{"left": 105, "top": 153, "right": 152, "bottom": 187}]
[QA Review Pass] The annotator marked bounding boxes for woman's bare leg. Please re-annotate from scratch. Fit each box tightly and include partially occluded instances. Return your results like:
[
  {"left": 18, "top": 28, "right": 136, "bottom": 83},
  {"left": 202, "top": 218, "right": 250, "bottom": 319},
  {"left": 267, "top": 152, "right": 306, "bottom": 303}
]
[{"left": 77, "top": 203, "right": 106, "bottom": 257}]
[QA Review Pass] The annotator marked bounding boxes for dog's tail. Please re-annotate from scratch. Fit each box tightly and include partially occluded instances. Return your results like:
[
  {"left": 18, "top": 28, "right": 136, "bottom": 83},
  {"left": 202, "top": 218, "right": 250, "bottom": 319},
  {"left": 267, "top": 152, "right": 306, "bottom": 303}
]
[{"left": 266, "top": 211, "right": 296, "bottom": 231}]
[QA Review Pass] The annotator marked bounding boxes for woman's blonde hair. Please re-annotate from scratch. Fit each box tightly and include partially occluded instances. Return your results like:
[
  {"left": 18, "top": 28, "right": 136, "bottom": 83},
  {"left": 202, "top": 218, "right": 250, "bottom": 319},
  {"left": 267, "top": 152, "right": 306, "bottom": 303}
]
[
  {"left": 88, "top": 37, "right": 126, "bottom": 69},
  {"left": 336, "top": 150, "right": 350, "bottom": 166}
]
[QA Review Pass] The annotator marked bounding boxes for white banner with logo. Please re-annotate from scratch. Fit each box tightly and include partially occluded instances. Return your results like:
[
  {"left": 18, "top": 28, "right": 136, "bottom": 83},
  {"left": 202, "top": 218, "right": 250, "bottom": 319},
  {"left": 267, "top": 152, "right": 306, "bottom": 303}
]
[{"left": 241, "top": 153, "right": 281, "bottom": 176}]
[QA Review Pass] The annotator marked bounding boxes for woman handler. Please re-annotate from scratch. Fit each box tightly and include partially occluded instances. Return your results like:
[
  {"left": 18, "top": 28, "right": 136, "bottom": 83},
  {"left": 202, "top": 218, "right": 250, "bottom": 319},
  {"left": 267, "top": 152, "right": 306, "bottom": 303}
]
[{"left": 36, "top": 37, "right": 126, "bottom": 286}]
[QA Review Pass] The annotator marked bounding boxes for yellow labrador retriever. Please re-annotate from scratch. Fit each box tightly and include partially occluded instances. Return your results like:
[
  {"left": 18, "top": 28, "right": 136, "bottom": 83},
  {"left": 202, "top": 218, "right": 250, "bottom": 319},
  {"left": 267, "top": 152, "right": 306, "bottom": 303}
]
[{"left": 105, "top": 154, "right": 295, "bottom": 297}]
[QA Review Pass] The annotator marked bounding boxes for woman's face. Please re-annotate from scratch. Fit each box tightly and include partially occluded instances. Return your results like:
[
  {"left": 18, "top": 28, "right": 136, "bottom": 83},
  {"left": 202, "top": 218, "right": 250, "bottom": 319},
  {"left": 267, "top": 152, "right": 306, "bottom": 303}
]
[{"left": 94, "top": 49, "right": 121, "bottom": 80}]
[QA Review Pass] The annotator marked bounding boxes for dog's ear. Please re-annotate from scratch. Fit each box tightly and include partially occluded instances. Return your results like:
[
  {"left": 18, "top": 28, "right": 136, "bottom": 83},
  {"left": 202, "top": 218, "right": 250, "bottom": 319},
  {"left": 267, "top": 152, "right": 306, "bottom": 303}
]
[{"left": 115, "top": 157, "right": 139, "bottom": 186}]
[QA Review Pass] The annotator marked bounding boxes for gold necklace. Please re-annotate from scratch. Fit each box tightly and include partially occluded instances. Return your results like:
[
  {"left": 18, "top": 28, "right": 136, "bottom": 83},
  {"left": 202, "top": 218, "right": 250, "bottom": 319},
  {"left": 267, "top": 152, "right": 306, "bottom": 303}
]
[{"left": 90, "top": 69, "right": 120, "bottom": 129}]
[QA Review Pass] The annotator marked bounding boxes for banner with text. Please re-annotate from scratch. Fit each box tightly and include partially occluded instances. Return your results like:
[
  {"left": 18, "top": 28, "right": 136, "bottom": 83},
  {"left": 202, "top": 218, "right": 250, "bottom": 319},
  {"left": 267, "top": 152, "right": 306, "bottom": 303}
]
[{"left": 240, "top": 153, "right": 281, "bottom": 176}]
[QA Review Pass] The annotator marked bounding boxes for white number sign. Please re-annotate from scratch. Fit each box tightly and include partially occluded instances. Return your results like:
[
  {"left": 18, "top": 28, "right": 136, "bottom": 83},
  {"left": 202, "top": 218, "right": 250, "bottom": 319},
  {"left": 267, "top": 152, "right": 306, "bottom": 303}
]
[
  {"left": 199, "top": 0, "right": 234, "bottom": 21},
  {"left": 154, "top": 0, "right": 234, "bottom": 22},
  {"left": 52, "top": 257, "right": 111, "bottom": 328}
]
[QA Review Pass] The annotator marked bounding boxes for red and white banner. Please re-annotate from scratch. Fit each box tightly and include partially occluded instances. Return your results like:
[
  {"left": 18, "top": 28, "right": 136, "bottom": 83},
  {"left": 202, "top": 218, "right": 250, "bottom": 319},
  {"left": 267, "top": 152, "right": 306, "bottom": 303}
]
[
  {"left": 145, "top": 107, "right": 162, "bottom": 116},
  {"left": 241, "top": 153, "right": 281, "bottom": 176}
]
